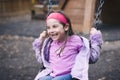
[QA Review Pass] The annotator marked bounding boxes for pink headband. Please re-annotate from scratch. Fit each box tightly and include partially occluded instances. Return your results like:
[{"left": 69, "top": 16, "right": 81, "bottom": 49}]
[{"left": 46, "top": 13, "right": 67, "bottom": 24}]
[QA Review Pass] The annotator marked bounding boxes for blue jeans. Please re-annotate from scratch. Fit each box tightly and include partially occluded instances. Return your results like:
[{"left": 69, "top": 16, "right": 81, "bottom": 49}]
[{"left": 38, "top": 74, "right": 72, "bottom": 80}]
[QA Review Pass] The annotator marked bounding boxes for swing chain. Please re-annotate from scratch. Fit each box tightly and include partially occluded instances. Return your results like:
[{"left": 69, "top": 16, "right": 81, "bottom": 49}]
[
  {"left": 94, "top": 0, "right": 104, "bottom": 28},
  {"left": 48, "top": 0, "right": 53, "bottom": 11}
]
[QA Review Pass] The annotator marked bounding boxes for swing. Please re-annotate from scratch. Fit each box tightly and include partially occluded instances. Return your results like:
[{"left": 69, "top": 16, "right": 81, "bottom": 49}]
[{"left": 33, "top": 1, "right": 104, "bottom": 80}]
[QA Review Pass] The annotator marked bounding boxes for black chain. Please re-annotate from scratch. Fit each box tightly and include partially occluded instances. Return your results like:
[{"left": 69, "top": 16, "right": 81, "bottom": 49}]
[
  {"left": 48, "top": 0, "right": 60, "bottom": 11},
  {"left": 48, "top": 0, "right": 53, "bottom": 11},
  {"left": 94, "top": 0, "right": 104, "bottom": 29}
]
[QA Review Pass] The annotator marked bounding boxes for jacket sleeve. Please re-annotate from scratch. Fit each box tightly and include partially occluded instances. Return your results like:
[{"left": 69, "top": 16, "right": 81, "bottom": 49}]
[
  {"left": 89, "top": 31, "right": 103, "bottom": 64},
  {"left": 32, "top": 38, "right": 43, "bottom": 63},
  {"left": 71, "top": 37, "right": 90, "bottom": 80},
  {"left": 33, "top": 37, "right": 53, "bottom": 80}
]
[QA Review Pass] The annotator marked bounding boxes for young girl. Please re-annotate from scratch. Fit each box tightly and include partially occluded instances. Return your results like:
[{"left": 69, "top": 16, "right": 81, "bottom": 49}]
[{"left": 33, "top": 10, "right": 103, "bottom": 80}]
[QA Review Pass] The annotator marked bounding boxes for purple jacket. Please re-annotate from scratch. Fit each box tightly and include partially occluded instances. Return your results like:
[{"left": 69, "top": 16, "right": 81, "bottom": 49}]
[{"left": 32, "top": 32, "right": 103, "bottom": 80}]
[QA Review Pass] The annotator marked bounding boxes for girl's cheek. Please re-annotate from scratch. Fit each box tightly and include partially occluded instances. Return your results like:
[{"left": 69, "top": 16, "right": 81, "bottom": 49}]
[
  {"left": 46, "top": 30, "right": 49, "bottom": 34},
  {"left": 56, "top": 27, "right": 61, "bottom": 31}
]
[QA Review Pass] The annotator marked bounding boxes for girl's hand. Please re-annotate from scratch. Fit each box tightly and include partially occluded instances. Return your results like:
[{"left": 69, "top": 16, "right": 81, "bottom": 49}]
[
  {"left": 39, "top": 31, "right": 48, "bottom": 40},
  {"left": 90, "top": 28, "right": 101, "bottom": 35},
  {"left": 89, "top": 27, "right": 103, "bottom": 45}
]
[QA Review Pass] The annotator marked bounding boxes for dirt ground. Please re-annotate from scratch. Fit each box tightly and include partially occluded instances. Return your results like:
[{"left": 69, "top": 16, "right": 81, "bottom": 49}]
[{"left": 0, "top": 15, "right": 120, "bottom": 80}]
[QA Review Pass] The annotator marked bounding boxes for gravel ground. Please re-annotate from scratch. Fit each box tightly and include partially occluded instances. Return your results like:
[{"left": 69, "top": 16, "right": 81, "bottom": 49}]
[{"left": 0, "top": 15, "right": 120, "bottom": 80}]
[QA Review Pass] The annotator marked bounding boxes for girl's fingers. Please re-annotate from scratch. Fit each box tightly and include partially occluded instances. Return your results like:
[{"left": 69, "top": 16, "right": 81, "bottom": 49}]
[
  {"left": 90, "top": 28, "right": 99, "bottom": 34},
  {"left": 39, "top": 31, "right": 48, "bottom": 40}
]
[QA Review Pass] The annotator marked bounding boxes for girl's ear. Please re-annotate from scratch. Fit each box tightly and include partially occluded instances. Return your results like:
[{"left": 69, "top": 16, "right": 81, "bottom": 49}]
[{"left": 64, "top": 23, "right": 69, "bottom": 31}]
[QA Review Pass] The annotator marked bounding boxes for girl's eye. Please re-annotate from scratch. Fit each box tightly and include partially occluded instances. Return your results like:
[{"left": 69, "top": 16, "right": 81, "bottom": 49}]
[
  {"left": 46, "top": 24, "right": 58, "bottom": 30},
  {"left": 53, "top": 25, "right": 58, "bottom": 28}
]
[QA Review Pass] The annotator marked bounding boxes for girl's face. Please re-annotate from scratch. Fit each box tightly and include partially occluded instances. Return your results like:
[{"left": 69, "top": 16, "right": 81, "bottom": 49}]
[{"left": 46, "top": 19, "right": 69, "bottom": 41}]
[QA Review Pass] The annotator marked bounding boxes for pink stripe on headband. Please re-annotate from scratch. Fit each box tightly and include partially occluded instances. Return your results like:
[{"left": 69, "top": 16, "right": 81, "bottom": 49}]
[{"left": 46, "top": 13, "right": 67, "bottom": 24}]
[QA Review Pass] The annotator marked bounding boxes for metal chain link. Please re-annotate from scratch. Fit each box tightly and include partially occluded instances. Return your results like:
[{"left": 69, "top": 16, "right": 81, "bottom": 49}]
[
  {"left": 48, "top": 0, "right": 53, "bottom": 11},
  {"left": 94, "top": 0, "right": 104, "bottom": 28},
  {"left": 48, "top": 0, "right": 60, "bottom": 11}
]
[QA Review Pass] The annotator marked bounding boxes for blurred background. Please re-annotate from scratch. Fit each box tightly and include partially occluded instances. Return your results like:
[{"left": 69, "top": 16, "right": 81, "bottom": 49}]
[{"left": 0, "top": 0, "right": 120, "bottom": 80}]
